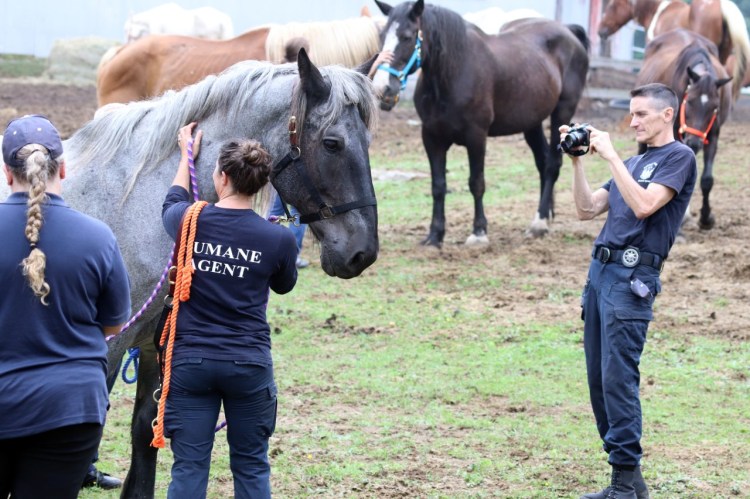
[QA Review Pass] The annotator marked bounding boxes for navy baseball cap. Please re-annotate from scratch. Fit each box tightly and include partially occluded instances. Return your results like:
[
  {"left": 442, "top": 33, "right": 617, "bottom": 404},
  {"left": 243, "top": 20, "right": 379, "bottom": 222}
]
[{"left": 2, "top": 114, "right": 63, "bottom": 168}]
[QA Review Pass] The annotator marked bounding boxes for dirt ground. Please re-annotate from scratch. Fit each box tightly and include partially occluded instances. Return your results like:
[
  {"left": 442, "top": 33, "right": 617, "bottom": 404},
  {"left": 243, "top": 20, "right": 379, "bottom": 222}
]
[
  {"left": 1, "top": 77, "right": 748, "bottom": 495},
  {"left": 1, "top": 77, "right": 748, "bottom": 342}
]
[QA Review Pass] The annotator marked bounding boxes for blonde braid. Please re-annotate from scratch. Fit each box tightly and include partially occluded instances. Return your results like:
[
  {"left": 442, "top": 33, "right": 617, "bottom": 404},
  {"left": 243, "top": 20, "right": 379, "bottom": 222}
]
[{"left": 17, "top": 146, "right": 57, "bottom": 305}]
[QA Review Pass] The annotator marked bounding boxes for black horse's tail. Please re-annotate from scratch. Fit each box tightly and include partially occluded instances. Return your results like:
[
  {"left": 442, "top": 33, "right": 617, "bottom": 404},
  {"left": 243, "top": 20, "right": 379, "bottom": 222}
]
[{"left": 566, "top": 24, "right": 590, "bottom": 53}]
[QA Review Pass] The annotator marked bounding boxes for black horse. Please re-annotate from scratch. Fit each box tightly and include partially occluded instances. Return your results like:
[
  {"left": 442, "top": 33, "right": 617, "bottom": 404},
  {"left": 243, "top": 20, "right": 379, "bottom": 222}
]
[{"left": 372, "top": 0, "right": 589, "bottom": 245}]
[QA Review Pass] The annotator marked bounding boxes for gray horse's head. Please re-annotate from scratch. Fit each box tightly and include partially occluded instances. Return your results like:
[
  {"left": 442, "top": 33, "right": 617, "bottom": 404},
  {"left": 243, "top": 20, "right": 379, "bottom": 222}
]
[
  {"left": 64, "top": 53, "right": 379, "bottom": 287},
  {"left": 273, "top": 49, "right": 380, "bottom": 278}
]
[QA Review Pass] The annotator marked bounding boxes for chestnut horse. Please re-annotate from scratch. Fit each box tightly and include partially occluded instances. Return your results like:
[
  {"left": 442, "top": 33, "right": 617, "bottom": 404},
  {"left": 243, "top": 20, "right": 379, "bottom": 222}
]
[
  {"left": 96, "top": 16, "right": 381, "bottom": 106},
  {"left": 636, "top": 28, "right": 732, "bottom": 230},
  {"left": 598, "top": 0, "right": 750, "bottom": 98},
  {"left": 373, "top": 0, "right": 589, "bottom": 244}
]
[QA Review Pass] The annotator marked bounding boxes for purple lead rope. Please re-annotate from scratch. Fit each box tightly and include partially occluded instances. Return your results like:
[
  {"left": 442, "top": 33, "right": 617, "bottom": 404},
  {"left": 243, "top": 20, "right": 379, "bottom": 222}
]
[
  {"left": 112, "top": 138, "right": 229, "bottom": 431},
  {"left": 110, "top": 138, "right": 201, "bottom": 388},
  {"left": 107, "top": 139, "right": 200, "bottom": 343},
  {"left": 188, "top": 139, "right": 200, "bottom": 201}
]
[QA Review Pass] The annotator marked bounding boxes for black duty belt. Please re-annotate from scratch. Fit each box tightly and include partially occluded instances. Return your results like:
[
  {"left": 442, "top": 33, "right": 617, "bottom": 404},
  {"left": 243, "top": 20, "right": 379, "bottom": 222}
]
[{"left": 593, "top": 246, "right": 665, "bottom": 272}]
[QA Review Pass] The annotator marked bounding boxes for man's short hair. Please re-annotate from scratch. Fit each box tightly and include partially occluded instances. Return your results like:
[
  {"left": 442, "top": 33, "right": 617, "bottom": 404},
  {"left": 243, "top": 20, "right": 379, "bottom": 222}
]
[{"left": 630, "top": 83, "right": 678, "bottom": 122}]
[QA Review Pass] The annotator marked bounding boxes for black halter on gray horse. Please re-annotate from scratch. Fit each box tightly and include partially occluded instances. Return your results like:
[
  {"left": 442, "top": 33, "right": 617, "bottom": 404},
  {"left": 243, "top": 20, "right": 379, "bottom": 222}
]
[
  {"left": 372, "top": 0, "right": 589, "bottom": 245},
  {"left": 62, "top": 50, "right": 379, "bottom": 497}
]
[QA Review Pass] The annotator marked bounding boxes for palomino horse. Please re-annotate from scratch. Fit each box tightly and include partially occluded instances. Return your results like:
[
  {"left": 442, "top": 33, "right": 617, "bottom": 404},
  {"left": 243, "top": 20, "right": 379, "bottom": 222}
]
[
  {"left": 636, "top": 28, "right": 732, "bottom": 230},
  {"left": 65, "top": 51, "right": 379, "bottom": 497},
  {"left": 96, "top": 16, "right": 381, "bottom": 106},
  {"left": 372, "top": 0, "right": 589, "bottom": 244},
  {"left": 598, "top": 0, "right": 750, "bottom": 99}
]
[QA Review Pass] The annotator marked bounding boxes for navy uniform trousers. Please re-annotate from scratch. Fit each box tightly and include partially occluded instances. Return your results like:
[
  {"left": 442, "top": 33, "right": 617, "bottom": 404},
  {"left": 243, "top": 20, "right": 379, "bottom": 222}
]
[
  {"left": 581, "top": 258, "right": 661, "bottom": 467},
  {"left": 165, "top": 358, "right": 277, "bottom": 499}
]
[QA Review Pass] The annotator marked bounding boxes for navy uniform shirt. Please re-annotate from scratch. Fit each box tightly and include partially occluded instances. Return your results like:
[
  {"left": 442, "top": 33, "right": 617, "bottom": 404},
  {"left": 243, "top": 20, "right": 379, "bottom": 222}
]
[
  {"left": 162, "top": 186, "right": 297, "bottom": 366},
  {"left": 594, "top": 140, "right": 697, "bottom": 258},
  {"left": 0, "top": 193, "right": 131, "bottom": 439}
]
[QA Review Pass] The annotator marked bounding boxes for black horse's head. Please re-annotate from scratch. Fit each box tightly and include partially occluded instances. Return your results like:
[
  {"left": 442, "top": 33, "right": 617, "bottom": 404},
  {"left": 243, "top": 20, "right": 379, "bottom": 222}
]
[
  {"left": 271, "top": 49, "right": 379, "bottom": 278},
  {"left": 679, "top": 65, "right": 731, "bottom": 153},
  {"left": 372, "top": 0, "right": 425, "bottom": 110}
]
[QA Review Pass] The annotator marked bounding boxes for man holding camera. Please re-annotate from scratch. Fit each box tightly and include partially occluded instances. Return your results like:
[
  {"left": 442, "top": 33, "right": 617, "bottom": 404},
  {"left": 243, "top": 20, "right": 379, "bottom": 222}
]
[{"left": 561, "top": 83, "right": 697, "bottom": 499}]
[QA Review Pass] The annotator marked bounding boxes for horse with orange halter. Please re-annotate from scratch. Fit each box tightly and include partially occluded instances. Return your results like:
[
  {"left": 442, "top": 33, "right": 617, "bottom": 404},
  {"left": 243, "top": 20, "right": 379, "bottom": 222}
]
[
  {"left": 598, "top": 0, "right": 750, "bottom": 99},
  {"left": 96, "top": 16, "right": 381, "bottom": 106},
  {"left": 636, "top": 28, "right": 733, "bottom": 231}
]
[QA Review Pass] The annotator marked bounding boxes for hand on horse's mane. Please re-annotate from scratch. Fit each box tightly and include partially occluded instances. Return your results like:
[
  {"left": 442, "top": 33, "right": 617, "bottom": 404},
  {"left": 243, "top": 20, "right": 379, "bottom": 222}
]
[{"left": 178, "top": 122, "right": 202, "bottom": 159}]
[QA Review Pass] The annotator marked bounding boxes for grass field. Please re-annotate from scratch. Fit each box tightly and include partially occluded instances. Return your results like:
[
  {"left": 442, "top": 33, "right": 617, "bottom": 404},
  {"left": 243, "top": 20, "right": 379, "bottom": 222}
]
[
  {"left": 0, "top": 54, "right": 47, "bottom": 78},
  {"left": 81, "top": 104, "right": 750, "bottom": 498}
]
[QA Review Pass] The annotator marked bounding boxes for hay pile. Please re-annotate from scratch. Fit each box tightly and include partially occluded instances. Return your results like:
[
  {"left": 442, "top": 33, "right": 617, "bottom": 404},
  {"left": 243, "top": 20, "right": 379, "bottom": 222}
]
[{"left": 45, "top": 37, "right": 120, "bottom": 86}]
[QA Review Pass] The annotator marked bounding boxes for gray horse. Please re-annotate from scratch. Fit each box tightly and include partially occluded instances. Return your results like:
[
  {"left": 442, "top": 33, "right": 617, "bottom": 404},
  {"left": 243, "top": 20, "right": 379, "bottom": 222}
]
[{"left": 61, "top": 50, "right": 379, "bottom": 497}]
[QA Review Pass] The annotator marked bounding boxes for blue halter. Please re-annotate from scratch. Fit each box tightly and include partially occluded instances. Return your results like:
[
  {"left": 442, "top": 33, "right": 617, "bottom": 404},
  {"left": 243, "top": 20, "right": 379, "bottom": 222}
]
[{"left": 377, "top": 31, "right": 423, "bottom": 90}]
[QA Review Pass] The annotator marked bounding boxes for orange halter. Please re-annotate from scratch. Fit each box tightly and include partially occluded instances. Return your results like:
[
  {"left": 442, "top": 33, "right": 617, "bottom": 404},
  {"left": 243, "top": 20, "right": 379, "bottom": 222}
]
[{"left": 678, "top": 86, "right": 718, "bottom": 145}]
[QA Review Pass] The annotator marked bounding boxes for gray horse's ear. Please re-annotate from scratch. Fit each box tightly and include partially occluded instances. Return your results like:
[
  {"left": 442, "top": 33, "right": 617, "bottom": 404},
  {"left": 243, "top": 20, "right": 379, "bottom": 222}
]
[
  {"left": 297, "top": 47, "right": 331, "bottom": 103},
  {"left": 410, "top": 0, "right": 424, "bottom": 19},
  {"left": 716, "top": 77, "right": 732, "bottom": 88},
  {"left": 355, "top": 52, "right": 381, "bottom": 76},
  {"left": 374, "top": 0, "right": 392, "bottom": 16},
  {"left": 687, "top": 66, "right": 700, "bottom": 83}
]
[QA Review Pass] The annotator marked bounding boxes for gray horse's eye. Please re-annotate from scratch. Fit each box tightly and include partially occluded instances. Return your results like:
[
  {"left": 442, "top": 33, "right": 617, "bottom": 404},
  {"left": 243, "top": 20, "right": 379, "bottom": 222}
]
[{"left": 323, "top": 138, "right": 341, "bottom": 152}]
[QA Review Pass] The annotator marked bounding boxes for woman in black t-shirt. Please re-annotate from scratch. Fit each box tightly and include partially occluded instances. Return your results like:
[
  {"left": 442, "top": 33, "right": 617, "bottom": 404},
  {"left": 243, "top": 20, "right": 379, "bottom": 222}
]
[{"left": 157, "top": 122, "right": 297, "bottom": 499}]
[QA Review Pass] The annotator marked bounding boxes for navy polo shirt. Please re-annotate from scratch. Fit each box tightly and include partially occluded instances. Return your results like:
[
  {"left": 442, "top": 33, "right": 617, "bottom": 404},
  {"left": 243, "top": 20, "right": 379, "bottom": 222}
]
[
  {"left": 162, "top": 186, "right": 297, "bottom": 366},
  {"left": 0, "top": 193, "right": 131, "bottom": 439},
  {"left": 594, "top": 140, "right": 697, "bottom": 258}
]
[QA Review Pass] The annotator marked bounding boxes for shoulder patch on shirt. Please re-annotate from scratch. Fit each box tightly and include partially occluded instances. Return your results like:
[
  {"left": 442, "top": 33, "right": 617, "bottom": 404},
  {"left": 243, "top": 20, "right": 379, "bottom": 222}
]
[{"left": 640, "top": 162, "right": 658, "bottom": 180}]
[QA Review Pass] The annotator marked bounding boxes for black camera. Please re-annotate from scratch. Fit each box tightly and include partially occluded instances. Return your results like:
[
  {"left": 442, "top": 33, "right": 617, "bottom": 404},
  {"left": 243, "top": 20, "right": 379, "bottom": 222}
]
[{"left": 559, "top": 123, "right": 590, "bottom": 156}]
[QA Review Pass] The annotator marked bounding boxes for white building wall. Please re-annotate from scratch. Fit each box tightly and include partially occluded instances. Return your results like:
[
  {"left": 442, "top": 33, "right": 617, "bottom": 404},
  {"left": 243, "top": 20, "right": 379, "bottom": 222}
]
[{"left": 1, "top": 0, "right": 595, "bottom": 58}]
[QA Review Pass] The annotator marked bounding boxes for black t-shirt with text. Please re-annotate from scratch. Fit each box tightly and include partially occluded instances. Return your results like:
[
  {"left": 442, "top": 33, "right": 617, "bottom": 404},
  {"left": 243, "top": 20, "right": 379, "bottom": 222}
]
[{"left": 162, "top": 186, "right": 297, "bottom": 366}]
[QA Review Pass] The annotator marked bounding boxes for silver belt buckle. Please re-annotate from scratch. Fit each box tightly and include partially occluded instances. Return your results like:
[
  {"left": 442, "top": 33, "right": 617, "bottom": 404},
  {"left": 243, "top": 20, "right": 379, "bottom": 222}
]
[
  {"left": 598, "top": 247, "right": 611, "bottom": 262},
  {"left": 622, "top": 247, "right": 640, "bottom": 267}
]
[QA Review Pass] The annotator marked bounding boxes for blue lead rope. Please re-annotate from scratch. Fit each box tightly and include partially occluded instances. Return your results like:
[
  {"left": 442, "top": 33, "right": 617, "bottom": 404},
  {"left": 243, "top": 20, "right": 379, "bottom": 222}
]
[
  {"left": 122, "top": 347, "right": 140, "bottom": 384},
  {"left": 377, "top": 32, "right": 422, "bottom": 90}
]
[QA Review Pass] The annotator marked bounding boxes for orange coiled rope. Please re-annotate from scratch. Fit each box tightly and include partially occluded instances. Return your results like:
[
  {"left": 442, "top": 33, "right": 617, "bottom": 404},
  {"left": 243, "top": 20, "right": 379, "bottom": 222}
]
[{"left": 151, "top": 200, "right": 208, "bottom": 448}]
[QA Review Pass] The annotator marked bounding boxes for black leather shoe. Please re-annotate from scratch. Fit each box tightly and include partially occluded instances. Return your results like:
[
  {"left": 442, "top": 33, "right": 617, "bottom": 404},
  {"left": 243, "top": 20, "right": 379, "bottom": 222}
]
[{"left": 82, "top": 470, "right": 123, "bottom": 490}]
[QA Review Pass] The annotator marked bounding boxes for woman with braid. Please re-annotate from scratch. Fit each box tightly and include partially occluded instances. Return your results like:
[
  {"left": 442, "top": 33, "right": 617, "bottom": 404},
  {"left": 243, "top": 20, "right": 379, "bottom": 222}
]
[
  {"left": 0, "top": 115, "right": 131, "bottom": 498},
  {"left": 158, "top": 123, "right": 297, "bottom": 498}
]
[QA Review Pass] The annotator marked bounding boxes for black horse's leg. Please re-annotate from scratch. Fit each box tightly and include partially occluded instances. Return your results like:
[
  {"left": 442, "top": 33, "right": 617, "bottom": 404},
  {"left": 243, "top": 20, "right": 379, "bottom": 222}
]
[
  {"left": 121, "top": 339, "right": 160, "bottom": 499},
  {"left": 524, "top": 125, "right": 552, "bottom": 237},
  {"left": 465, "top": 131, "right": 489, "bottom": 244},
  {"left": 422, "top": 128, "right": 451, "bottom": 247},
  {"left": 699, "top": 135, "right": 718, "bottom": 230}
]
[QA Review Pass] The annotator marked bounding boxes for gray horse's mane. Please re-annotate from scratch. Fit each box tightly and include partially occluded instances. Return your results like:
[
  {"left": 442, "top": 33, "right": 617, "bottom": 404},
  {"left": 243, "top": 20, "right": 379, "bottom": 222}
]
[{"left": 66, "top": 59, "right": 378, "bottom": 205}]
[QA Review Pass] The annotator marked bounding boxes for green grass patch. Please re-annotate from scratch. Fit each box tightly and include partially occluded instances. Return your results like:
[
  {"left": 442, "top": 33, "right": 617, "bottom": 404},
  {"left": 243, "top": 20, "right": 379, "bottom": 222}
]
[
  {"left": 90, "top": 119, "right": 749, "bottom": 497},
  {"left": 0, "top": 54, "right": 47, "bottom": 78}
]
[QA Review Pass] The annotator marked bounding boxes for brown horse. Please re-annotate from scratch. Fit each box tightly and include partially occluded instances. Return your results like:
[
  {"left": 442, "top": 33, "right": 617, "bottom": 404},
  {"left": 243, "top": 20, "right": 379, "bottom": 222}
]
[
  {"left": 636, "top": 28, "right": 732, "bottom": 230},
  {"left": 598, "top": 0, "right": 749, "bottom": 99},
  {"left": 96, "top": 17, "right": 381, "bottom": 106}
]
